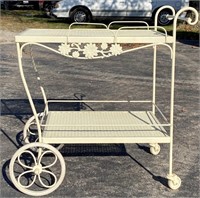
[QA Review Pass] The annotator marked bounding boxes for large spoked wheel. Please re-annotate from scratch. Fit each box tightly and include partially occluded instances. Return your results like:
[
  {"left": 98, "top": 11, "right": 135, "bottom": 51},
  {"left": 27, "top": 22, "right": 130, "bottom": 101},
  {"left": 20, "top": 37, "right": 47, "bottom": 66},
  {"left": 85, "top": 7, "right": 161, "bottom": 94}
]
[
  {"left": 23, "top": 113, "right": 64, "bottom": 150},
  {"left": 70, "top": 7, "right": 91, "bottom": 22},
  {"left": 9, "top": 143, "right": 66, "bottom": 196}
]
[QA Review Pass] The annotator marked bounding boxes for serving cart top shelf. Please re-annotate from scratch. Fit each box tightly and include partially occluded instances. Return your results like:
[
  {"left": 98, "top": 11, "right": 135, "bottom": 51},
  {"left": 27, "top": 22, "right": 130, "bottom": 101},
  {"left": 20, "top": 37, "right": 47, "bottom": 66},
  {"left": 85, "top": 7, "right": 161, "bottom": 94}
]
[{"left": 15, "top": 28, "right": 173, "bottom": 44}]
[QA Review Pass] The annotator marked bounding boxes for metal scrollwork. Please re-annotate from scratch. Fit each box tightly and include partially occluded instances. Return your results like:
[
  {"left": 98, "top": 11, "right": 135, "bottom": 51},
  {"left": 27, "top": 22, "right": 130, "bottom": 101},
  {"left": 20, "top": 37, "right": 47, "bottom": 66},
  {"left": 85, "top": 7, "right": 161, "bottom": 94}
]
[
  {"left": 58, "top": 43, "right": 123, "bottom": 59},
  {"left": 9, "top": 143, "right": 66, "bottom": 196}
]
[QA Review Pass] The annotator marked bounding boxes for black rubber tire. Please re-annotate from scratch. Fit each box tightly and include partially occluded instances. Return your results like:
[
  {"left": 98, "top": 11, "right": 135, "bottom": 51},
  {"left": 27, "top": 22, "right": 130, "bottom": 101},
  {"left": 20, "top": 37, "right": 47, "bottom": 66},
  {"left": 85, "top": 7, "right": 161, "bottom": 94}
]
[
  {"left": 44, "top": 3, "right": 56, "bottom": 18},
  {"left": 157, "top": 9, "right": 173, "bottom": 26},
  {"left": 70, "top": 7, "right": 91, "bottom": 22}
]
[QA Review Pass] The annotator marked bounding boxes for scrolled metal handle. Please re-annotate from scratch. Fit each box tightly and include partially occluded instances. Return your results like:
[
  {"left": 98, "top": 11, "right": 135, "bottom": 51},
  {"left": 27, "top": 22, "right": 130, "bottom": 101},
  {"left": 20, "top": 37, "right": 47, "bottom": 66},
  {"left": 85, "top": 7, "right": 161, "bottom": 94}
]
[
  {"left": 154, "top": 5, "right": 176, "bottom": 29},
  {"left": 174, "top": 7, "right": 199, "bottom": 26}
]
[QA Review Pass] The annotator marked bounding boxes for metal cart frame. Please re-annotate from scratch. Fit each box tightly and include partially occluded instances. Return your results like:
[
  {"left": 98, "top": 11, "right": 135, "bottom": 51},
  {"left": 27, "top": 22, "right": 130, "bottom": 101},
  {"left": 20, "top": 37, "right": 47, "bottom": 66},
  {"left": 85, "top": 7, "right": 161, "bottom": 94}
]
[{"left": 9, "top": 6, "right": 198, "bottom": 196}]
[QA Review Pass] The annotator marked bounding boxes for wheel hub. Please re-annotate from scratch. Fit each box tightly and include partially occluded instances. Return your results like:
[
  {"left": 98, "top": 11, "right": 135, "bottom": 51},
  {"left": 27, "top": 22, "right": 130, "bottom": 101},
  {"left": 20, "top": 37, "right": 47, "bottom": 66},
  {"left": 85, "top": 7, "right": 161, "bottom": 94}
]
[
  {"left": 74, "top": 11, "right": 86, "bottom": 22},
  {"left": 33, "top": 164, "right": 42, "bottom": 175},
  {"left": 160, "top": 14, "right": 168, "bottom": 23}
]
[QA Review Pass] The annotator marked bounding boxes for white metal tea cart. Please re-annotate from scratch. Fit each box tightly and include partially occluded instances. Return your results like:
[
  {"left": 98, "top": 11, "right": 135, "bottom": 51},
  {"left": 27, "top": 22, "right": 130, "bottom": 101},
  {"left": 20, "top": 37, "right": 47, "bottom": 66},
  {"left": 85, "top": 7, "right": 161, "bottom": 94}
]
[{"left": 9, "top": 6, "right": 198, "bottom": 196}]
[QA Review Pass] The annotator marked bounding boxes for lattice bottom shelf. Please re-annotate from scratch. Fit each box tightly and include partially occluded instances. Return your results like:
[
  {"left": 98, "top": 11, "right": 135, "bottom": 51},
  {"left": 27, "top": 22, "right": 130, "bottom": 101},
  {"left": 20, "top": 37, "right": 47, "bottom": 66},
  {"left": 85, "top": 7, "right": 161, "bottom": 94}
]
[{"left": 42, "top": 111, "right": 170, "bottom": 144}]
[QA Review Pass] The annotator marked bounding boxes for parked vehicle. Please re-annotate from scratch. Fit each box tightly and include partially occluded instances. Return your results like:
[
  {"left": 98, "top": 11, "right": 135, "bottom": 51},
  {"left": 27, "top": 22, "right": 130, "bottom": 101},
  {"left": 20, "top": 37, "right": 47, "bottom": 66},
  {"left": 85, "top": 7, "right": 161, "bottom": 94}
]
[
  {"left": 42, "top": 1, "right": 58, "bottom": 12},
  {"left": 51, "top": 0, "right": 190, "bottom": 25},
  {"left": 0, "top": 0, "right": 40, "bottom": 10},
  {"left": 0, "top": 0, "right": 58, "bottom": 10}
]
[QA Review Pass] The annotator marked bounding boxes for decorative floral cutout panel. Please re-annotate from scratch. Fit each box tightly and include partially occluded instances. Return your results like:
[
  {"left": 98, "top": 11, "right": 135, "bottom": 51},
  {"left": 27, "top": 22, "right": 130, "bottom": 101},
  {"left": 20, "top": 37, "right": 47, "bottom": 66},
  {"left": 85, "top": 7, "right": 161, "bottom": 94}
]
[{"left": 58, "top": 43, "right": 123, "bottom": 59}]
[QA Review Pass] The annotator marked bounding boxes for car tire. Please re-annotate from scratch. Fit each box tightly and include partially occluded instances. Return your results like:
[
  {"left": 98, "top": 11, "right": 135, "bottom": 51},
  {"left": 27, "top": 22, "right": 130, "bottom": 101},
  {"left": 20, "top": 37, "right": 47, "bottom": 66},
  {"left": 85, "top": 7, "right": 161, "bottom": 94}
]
[
  {"left": 70, "top": 7, "right": 91, "bottom": 23},
  {"left": 157, "top": 9, "right": 172, "bottom": 26},
  {"left": 44, "top": 3, "right": 55, "bottom": 18}
]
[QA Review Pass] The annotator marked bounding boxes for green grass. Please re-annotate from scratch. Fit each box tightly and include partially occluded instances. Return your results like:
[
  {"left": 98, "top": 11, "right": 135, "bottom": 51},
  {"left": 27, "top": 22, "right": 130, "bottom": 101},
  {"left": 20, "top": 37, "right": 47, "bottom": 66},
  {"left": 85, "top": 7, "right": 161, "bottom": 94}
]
[
  {"left": 1, "top": 9, "right": 199, "bottom": 40},
  {"left": 1, "top": 10, "right": 70, "bottom": 30},
  {"left": 164, "top": 23, "right": 199, "bottom": 40}
]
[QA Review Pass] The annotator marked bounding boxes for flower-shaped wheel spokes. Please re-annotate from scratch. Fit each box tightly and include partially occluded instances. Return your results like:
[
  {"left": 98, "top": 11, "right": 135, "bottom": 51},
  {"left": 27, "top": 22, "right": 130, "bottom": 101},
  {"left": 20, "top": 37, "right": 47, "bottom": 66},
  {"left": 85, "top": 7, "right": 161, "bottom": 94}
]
[
  {"left": 16, "top": 150, "right": 58, "bottom": 189},
  {"left": 38, "top": 169, "right": 58, "bottom": 188},
  {"left": 17, "top": 170, "right": 37, "bottom": 189},
  {"left": 9, "top": 143, "right": 66, "bottom": 196}
]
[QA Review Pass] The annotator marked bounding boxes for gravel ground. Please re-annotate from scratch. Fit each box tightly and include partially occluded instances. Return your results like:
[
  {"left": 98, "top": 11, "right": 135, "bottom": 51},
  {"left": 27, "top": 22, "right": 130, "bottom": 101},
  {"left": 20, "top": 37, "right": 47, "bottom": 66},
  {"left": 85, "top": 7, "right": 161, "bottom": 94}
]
[
  {"left": 0, "top": 30, "right": 199, "bottom": 198},
  {"left": 0, "top": 30, "right": 16, "bottom": 43}
]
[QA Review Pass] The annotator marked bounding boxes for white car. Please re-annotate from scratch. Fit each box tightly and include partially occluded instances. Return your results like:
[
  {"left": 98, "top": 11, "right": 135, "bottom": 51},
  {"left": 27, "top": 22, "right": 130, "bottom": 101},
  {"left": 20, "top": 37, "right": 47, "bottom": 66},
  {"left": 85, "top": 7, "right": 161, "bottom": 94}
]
[{"left": 51, "top": 0, "right": 189, "bottom": 25}]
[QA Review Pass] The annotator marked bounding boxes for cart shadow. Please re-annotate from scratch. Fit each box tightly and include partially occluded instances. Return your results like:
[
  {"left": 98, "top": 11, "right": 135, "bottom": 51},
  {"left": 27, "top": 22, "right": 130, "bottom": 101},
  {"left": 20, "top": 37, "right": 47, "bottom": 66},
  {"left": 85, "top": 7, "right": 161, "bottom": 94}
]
[
  {"left": 60, "top": 144, "right": 127, "bottom": 156},
  {"left": 127, "top": 152, "right": 168, "bottom": 187},
  {"left": 1, "top": 159, "right": 20, "bottom": 192},
  {"left": 1, "top": 98, "right": 86, "bottom": 116},
  {"left": 2, "top": 134, "right": 168, "bottom": 190},
  {"left": 59, "top": 144, "right": 168, "bottom": 187}
]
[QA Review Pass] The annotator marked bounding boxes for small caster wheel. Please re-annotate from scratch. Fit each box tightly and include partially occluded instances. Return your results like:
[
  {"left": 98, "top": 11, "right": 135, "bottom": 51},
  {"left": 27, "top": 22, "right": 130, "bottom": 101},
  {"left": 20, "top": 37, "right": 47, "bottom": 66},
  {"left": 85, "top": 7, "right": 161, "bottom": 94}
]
[
  {"left": 167, "top": 174, "right": 181, "bottom": 190},
  {"left": 9, "top": 143, "right": 66, "bottom": 196},
  {"left": 149, "top": 143, "right": 160, "bottom": 155}
]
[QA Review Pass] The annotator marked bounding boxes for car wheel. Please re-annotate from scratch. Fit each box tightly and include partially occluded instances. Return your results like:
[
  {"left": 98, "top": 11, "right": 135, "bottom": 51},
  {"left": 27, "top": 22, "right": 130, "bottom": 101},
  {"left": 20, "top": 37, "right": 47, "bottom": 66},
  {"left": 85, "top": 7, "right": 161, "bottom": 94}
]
[
  {"left": 70, "top": 7, "right": 91, "bottom": 22},
  {"left": 44, "top": 3, "right": 55, "bottom": 18},
  {"left": 157, "top": 9, "right": 172, "bottom": 26}
]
